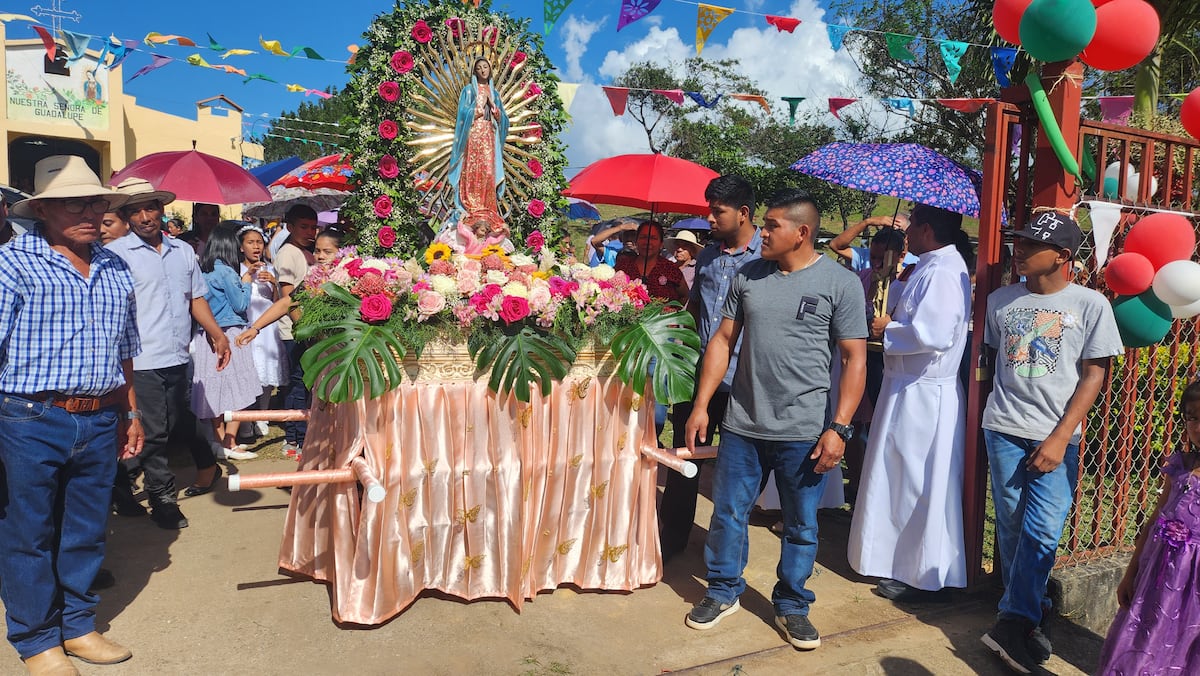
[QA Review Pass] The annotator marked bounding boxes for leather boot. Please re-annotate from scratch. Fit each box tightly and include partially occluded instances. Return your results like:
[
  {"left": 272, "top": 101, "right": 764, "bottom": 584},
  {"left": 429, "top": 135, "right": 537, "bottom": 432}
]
[
  {"left": 22, "top": 647, "right": 79, "bottom": 676},
  {"left": 62, "top": 632, "right": 132, "bottom": 665}
]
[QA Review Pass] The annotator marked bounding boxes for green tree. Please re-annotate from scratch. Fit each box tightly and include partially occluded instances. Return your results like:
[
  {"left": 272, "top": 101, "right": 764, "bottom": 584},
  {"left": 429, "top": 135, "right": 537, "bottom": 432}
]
[{"left": 256, "top": 87, "right": 352, "bottom": 162}]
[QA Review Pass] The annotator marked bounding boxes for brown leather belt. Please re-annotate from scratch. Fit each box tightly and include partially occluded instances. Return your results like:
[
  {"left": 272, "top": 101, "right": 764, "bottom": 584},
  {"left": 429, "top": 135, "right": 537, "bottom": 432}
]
[{"left": 23, "top": 390, "right": 124, "bottom": 413}]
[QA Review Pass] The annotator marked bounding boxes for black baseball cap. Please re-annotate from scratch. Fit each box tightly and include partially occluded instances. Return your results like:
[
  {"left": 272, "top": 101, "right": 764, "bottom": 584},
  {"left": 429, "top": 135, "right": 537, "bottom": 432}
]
[{"left": 1010, "top": 211, "right": 1083, "bottom": 256}]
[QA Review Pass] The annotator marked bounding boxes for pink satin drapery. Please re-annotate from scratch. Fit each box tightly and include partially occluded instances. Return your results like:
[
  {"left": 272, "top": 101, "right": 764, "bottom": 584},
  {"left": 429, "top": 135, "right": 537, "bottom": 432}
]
[{"left": 278, "top": 367, "right": 662, "bottom": 625}]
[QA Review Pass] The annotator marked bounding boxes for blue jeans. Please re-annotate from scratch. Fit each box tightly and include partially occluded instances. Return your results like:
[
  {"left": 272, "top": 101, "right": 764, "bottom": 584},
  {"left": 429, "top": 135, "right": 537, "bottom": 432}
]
[
  {"left": 703, "top": 429, "right": 826, "bottom": 616},
  {"left": 0, "top": 394, "right": 118, "bottom": 658},
  {"left": 282, "top": 339, "right": 309, "bottom": 445},
  {"left": 984, "top": 429, "right": 1079, "bottom": 625}
]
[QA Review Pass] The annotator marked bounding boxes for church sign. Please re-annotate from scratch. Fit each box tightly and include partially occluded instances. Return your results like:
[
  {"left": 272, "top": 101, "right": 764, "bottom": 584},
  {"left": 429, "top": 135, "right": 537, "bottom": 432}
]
[{"left": 5, "top": 43, "right": 109, "bottom": 129}]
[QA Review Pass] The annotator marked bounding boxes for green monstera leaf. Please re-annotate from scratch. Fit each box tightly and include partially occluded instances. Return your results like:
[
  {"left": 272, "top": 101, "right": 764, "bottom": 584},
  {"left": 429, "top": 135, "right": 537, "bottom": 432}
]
[
  {"left": 470, "top": 326, "right": 576, "bottom": 403},
  {"left": 608, "top": 310, "right": 701, "bottom": 405},
  {"left": 295, "top": 283, "right": 409, "bottom": 403}
]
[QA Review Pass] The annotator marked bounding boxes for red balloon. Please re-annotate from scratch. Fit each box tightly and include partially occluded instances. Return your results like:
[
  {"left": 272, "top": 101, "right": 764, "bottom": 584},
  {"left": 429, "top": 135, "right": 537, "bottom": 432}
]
[
  {"left": 1124, "top": 213, "right": 1197, "bottom": 271},
  {"left": 1080, "top": 0, "right": 1160, "bottom": 71},
  {"left": 1183, "top": 88, "right": 1200, "bottom": 140},
  {"left": 1091, "top": 0, "right": 1116, "bottom": 5},
  {"left": 1104, "top": 252, "right": 1155, "bottom": 295},
  {"left": 993, "top": 0, "right": 1034, "bottom": 44}
]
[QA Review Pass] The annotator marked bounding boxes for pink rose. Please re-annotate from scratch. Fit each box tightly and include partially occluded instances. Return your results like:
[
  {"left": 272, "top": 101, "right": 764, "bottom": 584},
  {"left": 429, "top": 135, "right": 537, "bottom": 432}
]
[
  {"left": 528, "top": 123, "right": 542, "bottom": 140},
  {"left": 378, "top": 120, "right": 398, "bottom": 140},
  {"left": 378, "top": 154, "right": 399, "bottom": 179},
  {"left": 344, "top": 257, "right": 365, "bottom": 279},
  {"left": 445, "top": 17, "right": 465, "bottom": 38},
  {"left": 525, "top": 82, "right": 543, "bottom": 99},
  {"left": 378, "top": 81, "right": 400, "bottom": 102},
  {"left": 377, "top": 226, "right": 396, "bottom": 248},
  {"left": 482, "top": 26, "right": 498, "bottom": 46},
  {"left": 390, "top": 50, "right": 414, "bottom": 74},
  {"left": 416, "top": 290, "right": 446, "bottom": 319},
  {"left": 526, "top": 230, "right": 545, "bottom": 252},
  {"left": 359, "top": 293, "right": 394, "bottom": 323},
  {"left": 527, "top": 158, "right": 543, "bottom": 178},
  {"left": 498, "top": 295, "right": 530, "bottom": 324},
  {"left": 412, "top": 280, "right": 431, "bottom": 293},
  {"left": 470, "top": 284, "right": 503, "bottom": 312},
  {"left": 509, "top": 51, "right": 527, "bottom": 69},
  {"left": 373, "top": 194, "right": 393, "bottom": 219},
  {"left": 526, "top": 199, "right": 546, "bottom": 218},
  {"left": 411, "top": 20, "right": 433, "bottom": 43}
]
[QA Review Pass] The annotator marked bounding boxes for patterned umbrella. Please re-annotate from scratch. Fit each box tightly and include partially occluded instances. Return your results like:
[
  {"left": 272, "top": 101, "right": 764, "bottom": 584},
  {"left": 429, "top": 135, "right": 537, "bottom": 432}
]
[
  {"left": 271, "top": 153, "right": 355, "bottom": 191},
  {"left": 791, "top": 143, "right": 984, "bottom": 217},
  {"left": 242, "top": 185, "right": 348, "bottom": 219}
]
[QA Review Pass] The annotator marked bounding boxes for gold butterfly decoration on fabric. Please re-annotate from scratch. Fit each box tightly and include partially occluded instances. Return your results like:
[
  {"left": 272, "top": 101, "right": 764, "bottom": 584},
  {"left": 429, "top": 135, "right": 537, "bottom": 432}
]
[
  {"left": 463, "top": 554, "right": 485, "bottom": 571},
  {"left": 455, "top": 505, "right": 482, "bottom": 525},
  {"left": 600, "top": 544, "right": 628, "bottom": 564},
  {"left": 385, "top": 445, "right": 393, "bottom": 462},
  {"left": 556, "top": 539, "right": 577, "bottom": 556},
  {"left": 572, "top": 379, "right": 591, "bottom": 400},
  {"left": 630, "top": 394, "right": 642, "bottom": 411},
  {"left": 590, "top": 481, "right": 609, "bottom": 500},
  {"left": 569, "top": 454, "right": 583, "bottom": 468},
  {"left": 399, "top": 487, "right": 418, "bottom": 509},
  {"left": 410, "top": 540, "right": 425, "bottom": 565},
  {"left": 617, "top": 433, "right": 627, "bottom": 452},
  {"left": 518, "top": 406, "right": 532, "bottom": 428},
  {"left": 423, "top": 459, "right": 437, "bottom": 476}
]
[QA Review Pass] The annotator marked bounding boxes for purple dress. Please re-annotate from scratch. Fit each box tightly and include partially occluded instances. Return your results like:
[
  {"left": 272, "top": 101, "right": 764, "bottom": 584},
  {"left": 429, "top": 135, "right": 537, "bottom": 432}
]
[{"left": 1097, "top": 452, "right": 1200, "bottom": 674}]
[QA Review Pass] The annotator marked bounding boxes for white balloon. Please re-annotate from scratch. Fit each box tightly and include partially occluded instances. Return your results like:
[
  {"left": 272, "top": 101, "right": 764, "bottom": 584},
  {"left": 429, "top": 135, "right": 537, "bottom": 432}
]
[
  {"left": 1153, "top": 260, "right": 1200, "bottom": 306},
  {"left": 1171, "top": 297, "right": 1200, "bottom": 319},
  {"left": 1103, "top": 162, "right": 1158, "bottom": 201}
]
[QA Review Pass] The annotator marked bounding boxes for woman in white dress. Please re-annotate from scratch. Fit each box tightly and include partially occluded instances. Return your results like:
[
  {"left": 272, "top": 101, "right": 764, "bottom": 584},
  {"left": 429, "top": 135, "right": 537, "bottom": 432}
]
[{"left": 238, "top": 225, "right": 287, "bottom": 436}]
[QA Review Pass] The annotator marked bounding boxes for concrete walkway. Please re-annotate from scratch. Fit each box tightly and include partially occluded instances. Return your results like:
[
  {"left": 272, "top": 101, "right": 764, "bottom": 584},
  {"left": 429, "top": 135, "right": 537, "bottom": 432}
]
[{"left": 3, "top": 456, "right": 1105, "bottom": 674}]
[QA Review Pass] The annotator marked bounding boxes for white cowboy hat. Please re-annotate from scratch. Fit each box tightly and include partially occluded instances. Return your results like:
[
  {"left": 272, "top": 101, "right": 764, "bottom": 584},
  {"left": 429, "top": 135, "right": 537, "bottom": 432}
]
[
  {"left": 113, "top": 177, "right": 176, "bottom": 209},
  {"left": 11, "top": 155, "right": 128, "bottom": 218},
  {"left": 665, "top": 229, "right": 702, "bottom": 253}
]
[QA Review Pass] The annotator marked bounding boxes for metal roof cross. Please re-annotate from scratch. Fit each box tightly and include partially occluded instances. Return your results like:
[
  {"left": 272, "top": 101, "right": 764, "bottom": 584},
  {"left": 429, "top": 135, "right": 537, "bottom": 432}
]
[{"left": 29, "top": 0, "right": 80, "bottom": 36}]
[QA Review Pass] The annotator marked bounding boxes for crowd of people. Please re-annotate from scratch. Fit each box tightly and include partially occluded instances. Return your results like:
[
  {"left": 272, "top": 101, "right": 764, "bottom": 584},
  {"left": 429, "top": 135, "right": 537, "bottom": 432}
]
[{"left": 0, "top": 156, "right": 1191, "bottom": 675}]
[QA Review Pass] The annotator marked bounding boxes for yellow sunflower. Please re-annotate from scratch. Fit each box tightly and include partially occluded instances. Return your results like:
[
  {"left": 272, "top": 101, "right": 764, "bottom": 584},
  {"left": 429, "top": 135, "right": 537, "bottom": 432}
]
[
  {"left": 425, "top": 242, "right": 453, "bottom": 264},
  {"left": 480, "top": 244, "right": 508, "bottom": 260}
]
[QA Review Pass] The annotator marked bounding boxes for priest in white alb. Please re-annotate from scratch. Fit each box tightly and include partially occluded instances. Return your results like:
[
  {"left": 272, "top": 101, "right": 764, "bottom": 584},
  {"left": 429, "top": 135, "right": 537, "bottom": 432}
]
[{"left": 847, "top": 203, "right": 973, "bottom": 600}]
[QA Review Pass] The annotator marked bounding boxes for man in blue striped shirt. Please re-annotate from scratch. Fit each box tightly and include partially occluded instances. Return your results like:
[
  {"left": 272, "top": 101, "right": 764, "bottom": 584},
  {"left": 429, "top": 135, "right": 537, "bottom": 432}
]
[{"left": 0, "top": 155, "right": 143, "bottom": 674}]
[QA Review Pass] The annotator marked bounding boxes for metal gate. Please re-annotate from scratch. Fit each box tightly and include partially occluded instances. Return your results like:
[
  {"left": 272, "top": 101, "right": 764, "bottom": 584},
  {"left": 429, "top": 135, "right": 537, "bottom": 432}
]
[{"left": 964, "top": 100, "right": 1200, "bottom": 582}]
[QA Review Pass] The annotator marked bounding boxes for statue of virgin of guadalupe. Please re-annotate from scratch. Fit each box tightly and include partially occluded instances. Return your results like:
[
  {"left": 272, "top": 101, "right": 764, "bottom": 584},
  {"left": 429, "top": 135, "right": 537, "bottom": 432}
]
[{"left": 446, "top": 57, "right": 510, "bottom": 232}]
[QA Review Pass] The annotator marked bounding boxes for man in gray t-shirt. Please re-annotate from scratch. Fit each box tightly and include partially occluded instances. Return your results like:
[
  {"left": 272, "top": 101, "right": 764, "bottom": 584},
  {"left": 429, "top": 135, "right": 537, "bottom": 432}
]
[
  {"left": 980, "top": 212, "right": 1123, "bottom": 673},
  {"left": 682, "top": 188, "right": 867, "bottom": 651}
]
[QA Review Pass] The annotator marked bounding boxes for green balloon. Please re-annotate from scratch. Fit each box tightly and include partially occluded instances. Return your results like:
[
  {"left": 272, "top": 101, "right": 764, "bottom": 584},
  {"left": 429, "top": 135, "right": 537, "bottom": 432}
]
[
  {"left": 1019, "top": 0, "right": 1097, "bottom": 63},
  {"left": 1112, "top": 291, "right": 1172, "bottom": 348}
]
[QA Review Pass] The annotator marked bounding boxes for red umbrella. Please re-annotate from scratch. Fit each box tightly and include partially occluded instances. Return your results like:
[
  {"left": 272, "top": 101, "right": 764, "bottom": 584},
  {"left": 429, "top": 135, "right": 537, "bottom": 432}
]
[
  {"left": 272, "top": 154, "right": 355, "bottom": 191},
  {"left": 109, "top": 149, "right": 270, "bottom": 205},
  {"left": 563, "top": 153, "right": 719, "bottom": 216}
]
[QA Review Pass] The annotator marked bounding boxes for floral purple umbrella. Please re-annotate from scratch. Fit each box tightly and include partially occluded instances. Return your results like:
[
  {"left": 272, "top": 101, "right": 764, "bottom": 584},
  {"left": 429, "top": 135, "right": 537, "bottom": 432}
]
[{"left": 791, "top": 143, "right": 985, "bottom": 218}]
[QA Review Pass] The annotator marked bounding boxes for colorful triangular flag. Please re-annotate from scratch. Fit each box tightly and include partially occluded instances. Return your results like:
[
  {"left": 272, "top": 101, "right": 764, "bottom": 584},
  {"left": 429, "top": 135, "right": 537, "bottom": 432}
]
[
  {"left": 618, "top": 0, "right": 662, "bottom": 31},
  {"left": 654, "top": 89, "right": 685, "bottom": 104},
  {"left": 936, "top": 98, "right": 995, "bottom": 113},
  {"left": 557, "top": 82, "right": 580, "bottom": 113},
  {"left": 221, "top": 49, "right": 255, "bottom": 59},
  {"left": 60, "top": 30, "right": 91, "bottom": 64},
  {"left": 259, "top": 36, "right": 290, "bottom": 57},
  {"left": 781, "top": 96, "right": 805, "bottom": 125},
  {"left": 696, "top": 4, "right": 734, "bottom": 56},
  {"left": 1098, "top": 96, "right": 1134, "bottom": 126},
  {"left": 286, "top": 83, "right": 306, "bottom": 93},
  {"left": 144, "top": 33, "right": 196, "bottom": 47},
  {"left": 686, "top": 91, "right": 721, "bottom": 108},
  {"left": 828, "top": 98, "right": 857, "bottom": 120},
  {"left": 544, "top": 0, "right": 574, "bottom": 35},
  {"left": 765, "top": 15, "right": 800, "bottom": 33},
  {"left": 827, "top": 25, "right": 852, "bottom": 51},
  {"left": 186, "top": 54, "right": 212, "bottom": 68},
  {"left": 939, "top": 40, "right": 968, "bottom": 84},
  {"left": 884, "top": 33, "right": 917, "bottom": 61},
  {"left": 990, "top": 46, "right": 1017, "bottom": 88},
  {"left": 730, "top": 93, "right": 769, "bottom": 113},
  {"left": 207, "top": 33, "right": 224, "bottom": 52},
  {"left": 602, "top": 86, "right": 629, "bottom": 116},
  {"left": 31, "top": 25, "right": 56, "bottom": 62},
  {"left": 884, "top": 97, "right": 916, "bottom": 115},
  {"left": 290, "top": 46, "right": 324, "bottom": 60},
  {"left": 127, "top": 54, "right": 174, "bottom": 82},
  {"left": 243, "top": 73, "right": 278, "bottom": 84}
]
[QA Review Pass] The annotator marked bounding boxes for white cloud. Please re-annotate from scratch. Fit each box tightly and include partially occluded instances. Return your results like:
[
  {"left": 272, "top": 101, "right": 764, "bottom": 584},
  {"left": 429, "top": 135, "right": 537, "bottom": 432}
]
[
  {"left": 560, "top": 80, "right": 656, "bottom": 178},
  {"left": 559, "top": 15, "right": 605, "bottom": 83}
]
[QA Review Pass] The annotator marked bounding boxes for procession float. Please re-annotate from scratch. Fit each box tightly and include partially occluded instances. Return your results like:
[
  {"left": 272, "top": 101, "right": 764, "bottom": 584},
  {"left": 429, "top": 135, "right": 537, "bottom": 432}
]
[{"left": 229, "top": 0, "right": 702, "bottom": 625}]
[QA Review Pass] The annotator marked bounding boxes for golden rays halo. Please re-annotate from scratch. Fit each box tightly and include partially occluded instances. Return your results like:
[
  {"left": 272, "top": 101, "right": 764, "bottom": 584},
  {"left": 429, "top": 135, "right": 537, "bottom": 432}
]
[{"left": 405, "top": 24, "right": 543, "bottom": 224}]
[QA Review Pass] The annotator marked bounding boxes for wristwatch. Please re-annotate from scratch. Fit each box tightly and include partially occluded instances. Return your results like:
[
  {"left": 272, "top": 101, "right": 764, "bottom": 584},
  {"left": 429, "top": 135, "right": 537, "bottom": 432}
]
[
  {"left": 126, "top": 410, "right": 142, "bottom": 421},
  {"left": 827, "top": 422, "right": 854, "bottom": 441}
]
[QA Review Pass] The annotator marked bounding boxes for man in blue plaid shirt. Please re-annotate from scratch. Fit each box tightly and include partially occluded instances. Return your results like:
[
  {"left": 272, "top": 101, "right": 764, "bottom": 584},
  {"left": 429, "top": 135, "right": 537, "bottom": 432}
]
[{"left": 0, "top": 156, "right": 144, "bottom": 675}]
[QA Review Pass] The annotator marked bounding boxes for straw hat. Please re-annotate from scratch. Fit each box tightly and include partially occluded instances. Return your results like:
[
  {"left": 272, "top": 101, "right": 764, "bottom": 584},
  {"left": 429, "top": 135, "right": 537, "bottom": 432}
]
[
  {"left": 665, "top": 229, "right": 702, "bottom": 253},
  {"left": 11, "top": 155, "right": 128, "bottom": 218},
  {"left": 113, "top": 177, "right": 176, "bottom": 209}
]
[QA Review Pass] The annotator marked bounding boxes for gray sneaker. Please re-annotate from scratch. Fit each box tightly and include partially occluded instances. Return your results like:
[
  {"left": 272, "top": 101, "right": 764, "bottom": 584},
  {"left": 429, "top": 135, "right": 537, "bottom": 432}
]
[
  {"left": 982, "top": 618, "right": 1039, "bottom": 674},
  {"left": 684, "top": 597, "right": 740, "bottom": 630},
  {"left": 775, "top": 614, "right": 821, "bottom": 650}
]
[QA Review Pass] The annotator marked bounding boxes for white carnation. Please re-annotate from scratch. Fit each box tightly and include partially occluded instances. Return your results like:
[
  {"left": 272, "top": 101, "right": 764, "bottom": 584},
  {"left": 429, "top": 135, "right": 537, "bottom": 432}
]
[
  {"left": 429, "top": 274, "right": 458, "bottom": 296},
  {"left": 591, "top": 264, "right": 616, "bottom": 281},
  {"left": 502, "top": 281, "right": 530, "bottom": 298}
]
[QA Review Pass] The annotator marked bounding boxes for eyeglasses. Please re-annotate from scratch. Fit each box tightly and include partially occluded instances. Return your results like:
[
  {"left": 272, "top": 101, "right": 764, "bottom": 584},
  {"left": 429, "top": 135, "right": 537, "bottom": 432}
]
[{"left": 58, "top": 197, "right": 112, "bottom": 215}]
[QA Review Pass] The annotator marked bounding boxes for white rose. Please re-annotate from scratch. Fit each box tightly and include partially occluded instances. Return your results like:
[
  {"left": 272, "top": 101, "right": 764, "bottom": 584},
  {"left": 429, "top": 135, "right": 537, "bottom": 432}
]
[
  {"left": 509, "top": 253, "right": 535, "bottom": 268},
  {"left": 591, "top": 264, "right": 616, "bottom": 282},
  {"left": 429, "top": 274, "right": 458, "bottom": 296},
  {"left": 485, "top": 270, "right": 509, "bottom": 286},
  {"left": 502, "top": 281, "right": 529, "bottom": 298}
]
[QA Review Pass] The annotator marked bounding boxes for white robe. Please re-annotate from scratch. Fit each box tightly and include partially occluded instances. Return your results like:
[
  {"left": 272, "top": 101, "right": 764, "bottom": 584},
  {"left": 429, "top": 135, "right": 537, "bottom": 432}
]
[{"left": 847, "top": 244, "right": 971, "bottom": 590}]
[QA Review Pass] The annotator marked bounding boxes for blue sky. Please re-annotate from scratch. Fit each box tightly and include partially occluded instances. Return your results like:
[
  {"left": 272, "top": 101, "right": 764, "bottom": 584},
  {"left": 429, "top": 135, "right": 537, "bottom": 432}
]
[{"left": 23, "top": 0, "right": 869, "bottom": 168}]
